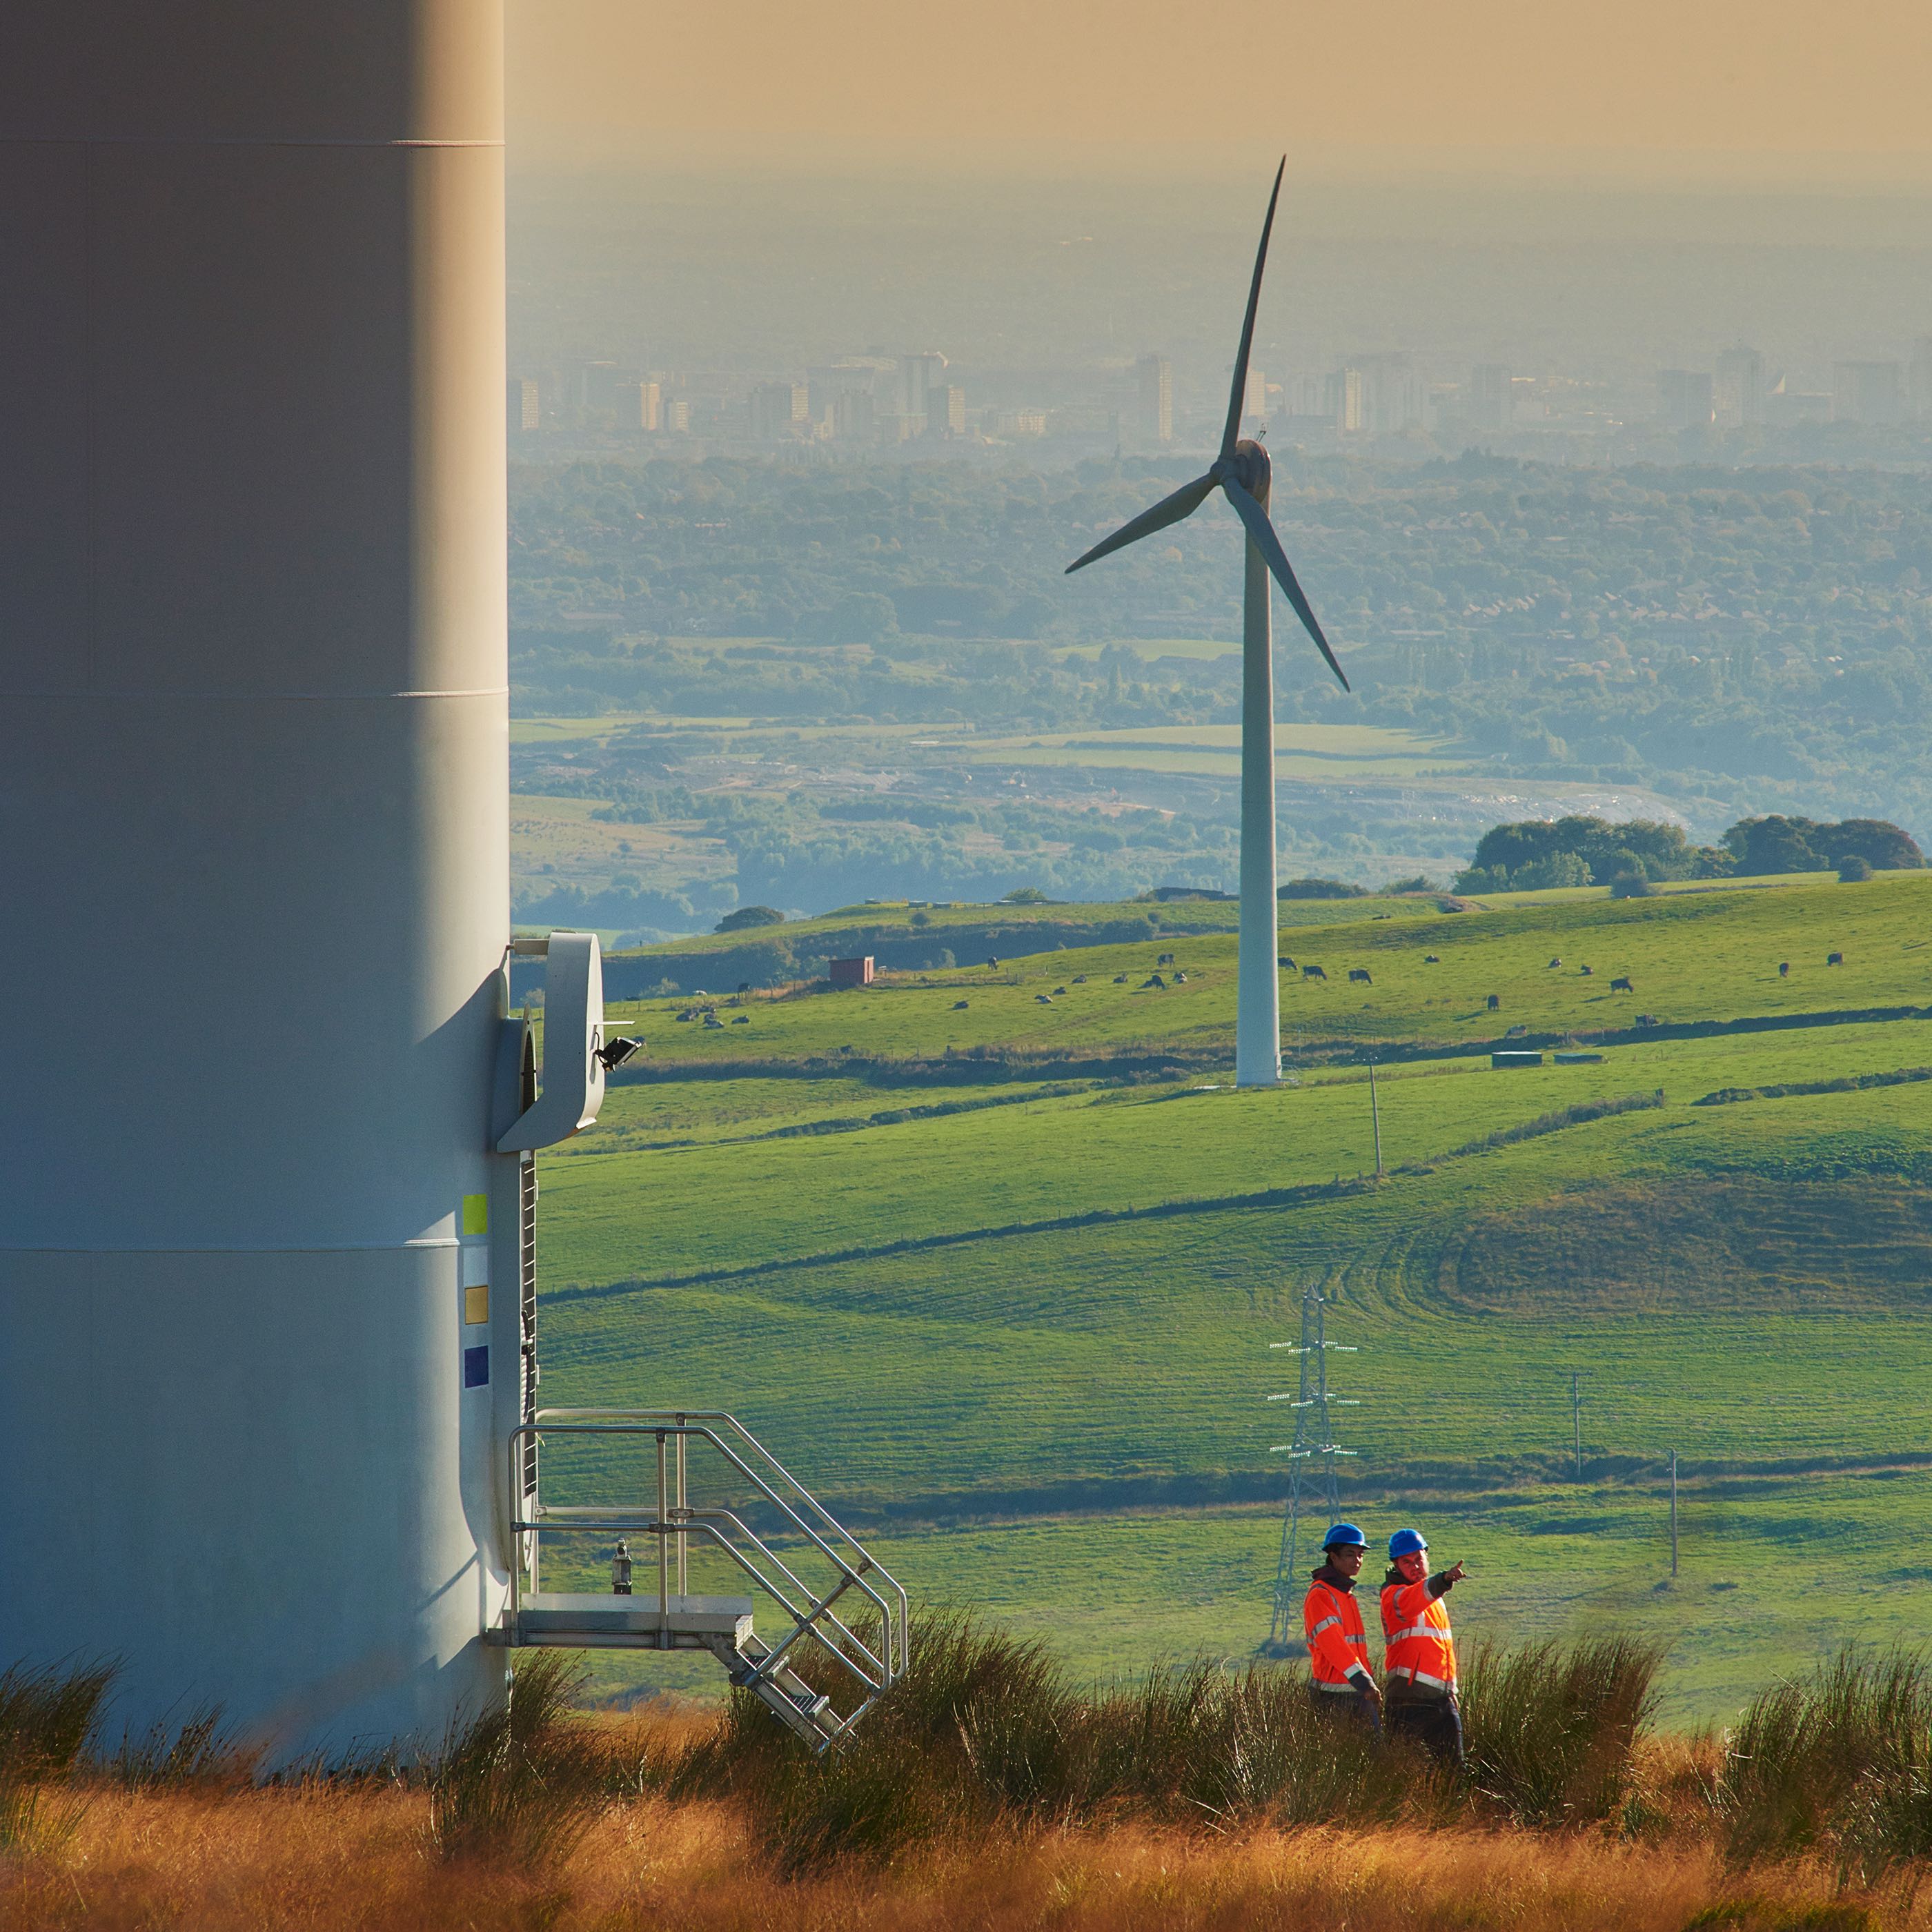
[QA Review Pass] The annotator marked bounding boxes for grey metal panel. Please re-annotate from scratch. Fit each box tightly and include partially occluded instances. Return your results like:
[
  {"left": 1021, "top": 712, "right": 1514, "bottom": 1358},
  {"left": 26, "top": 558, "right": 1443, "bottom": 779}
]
[
  {"left": 0, "top": 691, "right": 507, "bottom": 1250},
  {"left": 0, "top": 143, "right": 505, "bottom": 700},
  {"left": 0, "top": 146, "right": 92, "bottom": 687},
  {"left": 0, "top": 1245, "right": 504, "bottom": 1759},
  {"left": 0, "top": 1, "right": 501, "bottom": 144}
]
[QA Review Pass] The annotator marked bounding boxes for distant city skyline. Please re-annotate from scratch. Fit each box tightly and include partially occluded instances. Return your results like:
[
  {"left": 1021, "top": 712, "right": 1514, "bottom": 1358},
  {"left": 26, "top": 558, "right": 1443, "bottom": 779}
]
[{"left": 506, "top": 331, "right": 1932, "bottom": 460}]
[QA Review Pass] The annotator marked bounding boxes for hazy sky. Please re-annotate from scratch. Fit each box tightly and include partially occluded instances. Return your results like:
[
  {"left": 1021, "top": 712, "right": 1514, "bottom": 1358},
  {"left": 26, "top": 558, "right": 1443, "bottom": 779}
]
[{"left": 509, "top": 0, "right": 1932, "bottom": 179}]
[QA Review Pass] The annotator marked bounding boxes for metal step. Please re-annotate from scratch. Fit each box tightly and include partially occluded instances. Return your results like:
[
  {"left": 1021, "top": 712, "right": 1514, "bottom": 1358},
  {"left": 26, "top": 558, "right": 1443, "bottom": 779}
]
[{"left": 727, "top": 1646, "right": 837, "bottom": 1744}]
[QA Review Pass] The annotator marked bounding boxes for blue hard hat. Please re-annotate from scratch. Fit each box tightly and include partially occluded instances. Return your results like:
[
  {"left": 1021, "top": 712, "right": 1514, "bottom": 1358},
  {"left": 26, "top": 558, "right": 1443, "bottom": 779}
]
[
  {"left": 1388, "top": 1528, "right": 1428, "bottom": 1559},
  {"left": 1323, "top": 1522, "right": 1368, "bottom": 1550}
]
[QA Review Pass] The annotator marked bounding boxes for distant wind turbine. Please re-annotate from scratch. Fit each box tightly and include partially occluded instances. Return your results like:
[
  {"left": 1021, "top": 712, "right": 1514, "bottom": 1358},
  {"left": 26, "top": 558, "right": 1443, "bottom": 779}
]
[{"left": 1066, "top": 157, "right": 1348, "bottom": 1090}]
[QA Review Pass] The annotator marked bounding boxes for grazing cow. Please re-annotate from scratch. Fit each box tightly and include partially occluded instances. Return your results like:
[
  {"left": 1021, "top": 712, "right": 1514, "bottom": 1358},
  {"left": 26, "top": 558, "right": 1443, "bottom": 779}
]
[
  {"left": 732, "top": 1014, "right": 750, "bottom": 1024},
  {"left": 1779, "top": 962, "right": 1789, "bottom": 977},
  {"left": 1579, "top": 965, "right": 1593, "bottom": 976},
  {"left": 1423, "top": 954, "right": 1441, "bottom": 964},
  {"left": 1143, "top": 974, "right": 1166, "bottom": 989},
  {"left": 1113, "top": 974, "right": 1129, "bottom": 984},
  {"left": 1303, "top": 964, "right": 1327, "bottom": 981},
  {"left": 1174, "top": 970, "right": 1189, "bottom": 983},
  {"left": 987, "top": 958, "right": 999, "bottom": 969},
  {"left": 1635, "top": 1013, "right": 1658, "bottom": 1027},
  {"left": 1158, "top": 952, "right": 1176, "bottom": 966},
  {"left": 952, "top": 1000, "right": 969, "bottom": 1010},
  {"left": 1035, "top": 993, "right": 1053, "bottom": 1004},
  {"left": 1279, "top": 956, "right": 1295, "bottom": 969},
  {"left": 1074, "top": 975, "right": 1089, "bottom": 984},
  {"left": 1349, "top": 968, "right": 1372, "bottom": 985},
  {"left": 703, "top": 1016, "right": 724, "bottom": 1029},
  {"left": 1828, "top": 952, "right": 1844, "bottom": 965},
  {"left": 738, "top": 981, "right": 752, "bottom": 994},
  {"left": 1053, "top": 985, "right": 1068, "bottom": 995},
  {"left": 1506, "top": 1025, "right": 1529, "bottom": 1039},
  {"left": 1548, "top": 957, "right": 1562, "bottom": 968},
  {"left": 1486, "top": 993, "right": 1501, "bottom": 1012},
  {"left": 1611, "top": 976, "right": 1633, "bottom": 992}
]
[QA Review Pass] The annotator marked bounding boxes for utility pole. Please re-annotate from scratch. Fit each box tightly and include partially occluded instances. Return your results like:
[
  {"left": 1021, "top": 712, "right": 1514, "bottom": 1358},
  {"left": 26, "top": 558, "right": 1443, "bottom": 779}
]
[
  {"left": 1570, "top": 1371, "right": 1584, "bottom": 1480},
  {"left": 1369, "top": 1062, "right": 1384, "bottom": 1178},
  {"left": 1670, "top": 1451, "right": 1679, "bottom": 1579},
  {"left": 1265, "top": 1290, "right": 1361, "bottom": 1650}
]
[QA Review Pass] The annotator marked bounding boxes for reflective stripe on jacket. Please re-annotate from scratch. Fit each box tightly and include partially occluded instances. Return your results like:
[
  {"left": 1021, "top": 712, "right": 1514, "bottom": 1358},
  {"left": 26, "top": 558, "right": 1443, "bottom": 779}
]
[
  {"left": 1303, "top": 1573, "right": 1373, "bottom": 1688},
  {"left": 1379, "top": 1575, "right": 1457, "bottom": 1692}
]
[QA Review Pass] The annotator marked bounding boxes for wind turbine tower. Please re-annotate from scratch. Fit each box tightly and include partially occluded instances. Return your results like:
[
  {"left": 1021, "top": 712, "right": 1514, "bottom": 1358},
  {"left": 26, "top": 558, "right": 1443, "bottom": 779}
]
[
  {"left": 1067, "top": 161, "right": 1349, "bottom": 1087},
  {"left": 0, "top": 1, "right": 533, "bottom": 1757}
]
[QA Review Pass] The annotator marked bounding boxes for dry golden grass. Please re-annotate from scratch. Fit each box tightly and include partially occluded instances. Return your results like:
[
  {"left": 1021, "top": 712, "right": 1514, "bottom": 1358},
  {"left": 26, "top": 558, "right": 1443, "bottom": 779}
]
[
  {"left": 7, "top": 1644, "right": 1928, "bottom": 1929},
  {"left": 0, "top": 1781, "right": 1906, "bottom": 1932}
]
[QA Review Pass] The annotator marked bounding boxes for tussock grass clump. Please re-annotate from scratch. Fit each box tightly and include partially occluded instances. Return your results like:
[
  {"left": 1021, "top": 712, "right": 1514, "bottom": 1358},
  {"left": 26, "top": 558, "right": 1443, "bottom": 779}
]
[
  {"left": 110, "top": 1706, "right": 253, "bottom": 1791},
  {"left": 1079, "top": 1659, "right": 1416, "bottom": 1828},
  {"left": 1461, "top": 1634, "right": 1664, "bottom": 1826},
  {"left": 424, "top": 1650, "right": 605, "bottom": 1869},
  {"left": 1719, "top": 1648, "right": 1932, "bottom": 1884},
  {"left": 0, "top": 1657, "right": 115, "bottom": 1853},
  {"left": 667, "top": 1612, "right": 1659, "bottom": 1874}
]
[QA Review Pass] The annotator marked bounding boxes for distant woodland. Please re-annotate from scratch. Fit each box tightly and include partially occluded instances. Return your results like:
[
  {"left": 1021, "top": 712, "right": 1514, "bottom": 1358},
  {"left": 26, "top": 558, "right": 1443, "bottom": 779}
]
[{"left": 511, "top": 449, "right": 1932, "bottom": 834}]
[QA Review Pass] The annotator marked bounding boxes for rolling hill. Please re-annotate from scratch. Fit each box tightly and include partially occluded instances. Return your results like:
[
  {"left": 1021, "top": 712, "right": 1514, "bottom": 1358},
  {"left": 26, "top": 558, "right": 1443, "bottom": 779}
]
[{"left": 531, "top": 872, "right": 1932, "bottom": 1719}]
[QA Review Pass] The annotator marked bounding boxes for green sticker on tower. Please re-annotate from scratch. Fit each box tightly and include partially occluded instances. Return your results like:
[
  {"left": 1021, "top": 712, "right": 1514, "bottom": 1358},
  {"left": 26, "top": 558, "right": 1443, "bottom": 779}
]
[{"left": 461, "top": 1194, "right": 488, "bottom": 1236}]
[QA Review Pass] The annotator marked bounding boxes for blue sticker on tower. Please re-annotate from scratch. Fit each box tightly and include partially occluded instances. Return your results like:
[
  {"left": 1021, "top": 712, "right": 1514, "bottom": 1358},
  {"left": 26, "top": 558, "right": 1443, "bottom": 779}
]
[{"left": 463, "top": 1345, "right": 489, "bottom": 1390}]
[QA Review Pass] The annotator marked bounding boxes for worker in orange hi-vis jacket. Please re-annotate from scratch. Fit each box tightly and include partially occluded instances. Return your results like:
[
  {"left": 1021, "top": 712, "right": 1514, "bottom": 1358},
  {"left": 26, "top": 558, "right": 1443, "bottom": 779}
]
[
  {"left": 1379, "top": 1527, "right": 1467, "bottom": 1767},
  {"left": 1301, "top": 1524, "right": 1382, "bottom": 1727}
]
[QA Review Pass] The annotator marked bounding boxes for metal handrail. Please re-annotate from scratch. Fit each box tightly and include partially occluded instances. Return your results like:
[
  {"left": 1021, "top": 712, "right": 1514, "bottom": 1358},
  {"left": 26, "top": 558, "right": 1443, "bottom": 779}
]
[
  {"left": 518, "top": 1411, "right": 899, "bottom": 1664},
  {"left": 512, "top": 1423, "right": 897, "bottom": 1650},
  {"left": 515, "top": 1504, "right": 892, "bottom": 1686},
  {"left": 504, "top": 1409, "right": 909, "bottom": 1711}
]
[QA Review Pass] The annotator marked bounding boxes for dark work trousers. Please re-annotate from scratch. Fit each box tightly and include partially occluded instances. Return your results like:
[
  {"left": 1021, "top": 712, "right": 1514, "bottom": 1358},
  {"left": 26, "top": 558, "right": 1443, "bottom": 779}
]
[
  {"left": 1309, "top": 1686, "right": 1381, "bottom": 1734},
  {"left": 1386, "top": 1690, "right": 1464, "bottom": 1767}
]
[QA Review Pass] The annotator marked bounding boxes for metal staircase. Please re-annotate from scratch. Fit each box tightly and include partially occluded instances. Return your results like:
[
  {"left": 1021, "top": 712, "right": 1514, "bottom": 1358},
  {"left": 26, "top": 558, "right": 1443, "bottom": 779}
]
[{"left": 495, "top": 1409, "right": 908, "bottom": 1751}]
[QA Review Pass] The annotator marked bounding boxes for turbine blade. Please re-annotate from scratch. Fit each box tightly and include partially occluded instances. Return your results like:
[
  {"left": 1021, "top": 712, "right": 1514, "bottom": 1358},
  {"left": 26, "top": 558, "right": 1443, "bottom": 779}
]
[
  {"left": 1064, "top": 472, "right": 1216, "bottom": 573},
  {"left": 1222, "top": 479, "right": 1350, "bottom": 691},
  {"left": 1221, "top": 157, "right": 1287, "bottom": 462}
]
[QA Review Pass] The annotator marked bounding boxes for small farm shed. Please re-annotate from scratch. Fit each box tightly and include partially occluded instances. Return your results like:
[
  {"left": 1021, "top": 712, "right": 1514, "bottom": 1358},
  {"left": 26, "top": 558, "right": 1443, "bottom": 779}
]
[{"left": 829, "top": 956, "right": 875, "bottom": 989}]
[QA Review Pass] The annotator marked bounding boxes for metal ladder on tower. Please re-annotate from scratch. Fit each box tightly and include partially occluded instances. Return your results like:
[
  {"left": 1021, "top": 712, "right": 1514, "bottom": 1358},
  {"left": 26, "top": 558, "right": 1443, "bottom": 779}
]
[{"left": 495, "top": 1409, "right": 909, "bottom": 1752}]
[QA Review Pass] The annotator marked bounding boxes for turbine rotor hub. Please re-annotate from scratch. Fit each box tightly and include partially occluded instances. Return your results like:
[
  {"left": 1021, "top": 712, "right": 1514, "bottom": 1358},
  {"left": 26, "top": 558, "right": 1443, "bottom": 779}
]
[{"left": 1230, "top": 438, "right": 1272, "bottom": 502}]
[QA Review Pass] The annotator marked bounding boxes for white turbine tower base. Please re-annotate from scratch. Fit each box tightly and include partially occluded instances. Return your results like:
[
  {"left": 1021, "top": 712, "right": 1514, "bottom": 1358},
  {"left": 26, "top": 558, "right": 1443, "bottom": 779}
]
[
  {"left": 0, "top": 0, "right": 519, "bottom": 1762},
  {"left": 1065, "top": 159, "right": 1350, "bottom": 1090},
  {"left": 1238, "top": 519, "right": 1281, "bottom": 1086}
]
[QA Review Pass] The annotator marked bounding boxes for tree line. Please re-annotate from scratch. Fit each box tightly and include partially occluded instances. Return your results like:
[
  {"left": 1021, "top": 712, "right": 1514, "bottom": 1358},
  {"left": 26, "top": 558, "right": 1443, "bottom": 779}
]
[{"left": 1455, "top": 813, "right": 1924, "bottom": 895}]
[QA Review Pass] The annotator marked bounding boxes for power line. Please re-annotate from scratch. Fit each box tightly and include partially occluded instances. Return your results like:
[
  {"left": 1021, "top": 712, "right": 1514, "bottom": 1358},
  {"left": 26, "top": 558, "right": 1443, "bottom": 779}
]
[{"left": 1264, "top": 1288, "right": 1360, "bottom": 1651}]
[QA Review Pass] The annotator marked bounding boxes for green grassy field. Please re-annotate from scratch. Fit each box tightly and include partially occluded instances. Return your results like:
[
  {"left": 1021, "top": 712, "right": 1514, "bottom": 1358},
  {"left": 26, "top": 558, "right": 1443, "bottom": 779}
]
[
  {"left": 613, "top": 871, "right": 1932, "bottom": 1063},
  {"left": 533, "top": 871, "right": 1932, "bottom": 1721}
]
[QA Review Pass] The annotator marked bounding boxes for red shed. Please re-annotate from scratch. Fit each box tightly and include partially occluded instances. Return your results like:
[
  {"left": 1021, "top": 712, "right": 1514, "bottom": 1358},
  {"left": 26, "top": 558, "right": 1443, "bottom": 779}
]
[{"left": 829, "top": 956, "right": 875, "bottom": 988}]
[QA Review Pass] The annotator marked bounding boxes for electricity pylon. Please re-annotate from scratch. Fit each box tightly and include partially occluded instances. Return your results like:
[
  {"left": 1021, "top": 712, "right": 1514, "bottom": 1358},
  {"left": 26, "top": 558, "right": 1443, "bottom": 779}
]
[{"left": 1265, "top": 1289, "right": 1361, "bottom": 1649}]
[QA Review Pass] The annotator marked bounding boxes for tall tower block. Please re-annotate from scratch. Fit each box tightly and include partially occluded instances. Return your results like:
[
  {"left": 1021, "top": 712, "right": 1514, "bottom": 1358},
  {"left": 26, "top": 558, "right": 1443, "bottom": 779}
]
[{"left": 0, "top": 3, "right": 512, "bottom": 1755}]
